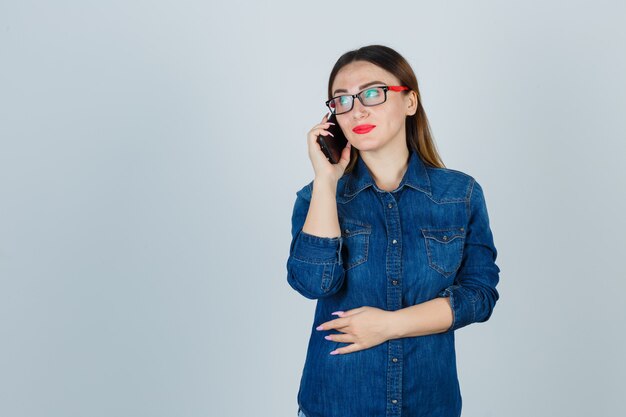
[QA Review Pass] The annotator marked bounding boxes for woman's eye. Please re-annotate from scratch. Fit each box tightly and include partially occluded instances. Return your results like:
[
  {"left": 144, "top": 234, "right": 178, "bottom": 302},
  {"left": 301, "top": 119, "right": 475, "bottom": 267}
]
[
  {"left": 364, "top": 88, "right": 380, "bottom": 98},
  {"left": 339, "top": 96, "right": 351, "bottom": 106}
]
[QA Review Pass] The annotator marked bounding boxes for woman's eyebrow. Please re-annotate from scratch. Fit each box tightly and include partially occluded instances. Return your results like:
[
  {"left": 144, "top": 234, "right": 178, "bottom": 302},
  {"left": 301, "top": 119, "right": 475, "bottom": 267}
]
[{"left": 332, "top": 80, "right": 386, "bottom": 96}]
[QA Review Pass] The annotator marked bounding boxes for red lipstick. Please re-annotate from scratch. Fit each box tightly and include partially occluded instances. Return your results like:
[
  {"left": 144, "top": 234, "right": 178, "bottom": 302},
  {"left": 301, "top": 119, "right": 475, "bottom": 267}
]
[{"left": 352, "top": 124, "right": 376, "bottom": 134}]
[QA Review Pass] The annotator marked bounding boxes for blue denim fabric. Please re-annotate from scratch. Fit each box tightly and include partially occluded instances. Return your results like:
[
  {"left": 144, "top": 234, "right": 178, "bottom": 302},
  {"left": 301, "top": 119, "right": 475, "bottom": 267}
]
[{"left": 286, "top": 149, "right": 500, "bottom": 417}]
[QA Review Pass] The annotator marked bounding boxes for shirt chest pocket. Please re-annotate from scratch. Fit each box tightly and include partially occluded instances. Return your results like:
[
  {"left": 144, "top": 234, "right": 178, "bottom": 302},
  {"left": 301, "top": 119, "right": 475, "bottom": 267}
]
[
  {"left": 340, "top": 219, "right": 371, "bottom": 271},
  {"left": 421, "top": 227, "right": 466, "bottom": 277}
]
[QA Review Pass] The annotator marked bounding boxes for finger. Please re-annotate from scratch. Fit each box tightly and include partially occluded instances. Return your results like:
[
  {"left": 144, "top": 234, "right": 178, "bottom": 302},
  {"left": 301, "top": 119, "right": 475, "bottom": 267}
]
[
  {"left": 308, "top": 120, "right": 337, "bottom": 135},
  {"left": 316, "top": 321, "right": 330, "bottom": 330},
  {"left": 308, "top": 124, "right": 335, "bottom": 138},
  {"left": 308, "top": 127, "right": 335, "bottom": 140},
  {"left": 311, "top": 131, "right": 334, "bottom": 143},
  {"left": 315, "top": 320, "right": 336, "bottom": 330},
  {"left": 319, "top": 115, "right": 337, "bottom": 126},
  {"left": 338, "top": 306, "right": 362, "bottom": 317},
  {"left": 338, "top": 142, "right": 352, "bottom": 167},
  {"left": 317, "top": 317, "right": 348, "bottom": 331},
  {"left": 308, "top": 122, "right": 334, "bottom": 135},
  {"left": 324, "top": 333, "right": 354, "bottom": 344},
  {"left": 330, "top": 343, "right": 361, "bottom": 355}
]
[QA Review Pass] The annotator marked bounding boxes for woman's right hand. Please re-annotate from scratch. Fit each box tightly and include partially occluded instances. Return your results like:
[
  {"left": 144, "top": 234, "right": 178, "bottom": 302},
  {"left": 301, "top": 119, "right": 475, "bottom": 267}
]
[{"left": 306, "top": 113, "right": 352, "bottom": 184}]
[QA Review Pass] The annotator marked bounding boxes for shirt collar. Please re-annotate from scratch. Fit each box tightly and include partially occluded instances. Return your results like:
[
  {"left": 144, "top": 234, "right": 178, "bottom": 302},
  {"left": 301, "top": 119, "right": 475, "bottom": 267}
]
[{"left": 343, "top": 149, "right": 432, "bottom": 198}]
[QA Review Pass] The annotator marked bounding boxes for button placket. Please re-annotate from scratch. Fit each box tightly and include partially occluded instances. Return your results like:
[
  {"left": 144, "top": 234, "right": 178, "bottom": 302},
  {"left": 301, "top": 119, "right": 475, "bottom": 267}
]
[{"left": 382, "top": 192, "right": 403, "bottom": 416}]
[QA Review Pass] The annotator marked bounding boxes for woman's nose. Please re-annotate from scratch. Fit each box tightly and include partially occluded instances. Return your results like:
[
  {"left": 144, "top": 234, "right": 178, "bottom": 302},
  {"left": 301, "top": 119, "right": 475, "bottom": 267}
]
[{"left": 352, "top": 98, "right": 368, "bottom": 119}]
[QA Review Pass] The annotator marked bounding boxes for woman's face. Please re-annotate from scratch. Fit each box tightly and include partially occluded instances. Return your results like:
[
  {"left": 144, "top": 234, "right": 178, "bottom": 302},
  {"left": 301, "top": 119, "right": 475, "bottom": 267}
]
[{"left": 331, "top": 61, "right": 417, "bottom": 154}]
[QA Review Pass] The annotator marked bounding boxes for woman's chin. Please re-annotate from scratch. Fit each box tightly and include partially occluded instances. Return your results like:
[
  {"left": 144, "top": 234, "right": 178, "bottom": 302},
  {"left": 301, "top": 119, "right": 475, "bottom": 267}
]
[
  {"left": 350, "top": 136, "right": 380, "bottom": 151},
  {"left": 354, "top": 143, "right": 383, "bottom": 153}
]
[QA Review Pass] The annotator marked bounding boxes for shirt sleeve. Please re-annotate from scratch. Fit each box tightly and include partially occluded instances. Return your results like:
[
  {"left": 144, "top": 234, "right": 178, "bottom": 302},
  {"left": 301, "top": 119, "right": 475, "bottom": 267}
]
[
  {"left": 286, "top": 181, "right": 346, "bottom": 299},
  {"left": 438, "top": 179, "right": 500, "bottom": 332}
]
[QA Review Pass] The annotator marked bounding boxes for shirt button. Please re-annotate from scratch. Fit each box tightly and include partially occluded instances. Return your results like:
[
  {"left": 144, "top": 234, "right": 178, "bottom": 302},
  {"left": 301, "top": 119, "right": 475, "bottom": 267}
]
[
  {"left": 388, "top": 203, "right": 393, "bottom": 208},
  {"left": 391, "top": 399, "right": 398, "bottom": 404},
  {"left": 344, "top": 229, "right": 349, "bottom": 234},
  {"left": 392, "top": 357, "right": 398, "bottom": 363},
  {"left": 392, "top": 239, "right": 397, "bottom": 244},
  {"left": 442, "top": 235, "right": 448, "bottom": 241},
  {"left": 460, "top": 227, "right": 464, "bottom": 232},
  {"left": 392, "top": 280, "right": 398, "bottom": 285}
]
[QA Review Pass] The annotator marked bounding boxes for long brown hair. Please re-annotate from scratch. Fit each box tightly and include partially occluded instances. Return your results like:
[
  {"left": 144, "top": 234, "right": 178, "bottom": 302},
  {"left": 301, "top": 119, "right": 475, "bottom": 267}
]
[{"left": 327, "top": 45, "right": 445, "bottom": 172}]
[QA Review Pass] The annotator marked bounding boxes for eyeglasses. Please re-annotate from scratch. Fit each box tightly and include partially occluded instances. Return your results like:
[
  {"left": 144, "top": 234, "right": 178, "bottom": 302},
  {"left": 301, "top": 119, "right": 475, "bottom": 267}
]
[{"left": 325, "top": 85, "right": 409, "bottom": 115}]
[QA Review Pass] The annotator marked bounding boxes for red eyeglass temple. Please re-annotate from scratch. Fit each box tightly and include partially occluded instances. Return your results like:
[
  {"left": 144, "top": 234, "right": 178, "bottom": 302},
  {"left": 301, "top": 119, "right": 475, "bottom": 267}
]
[{"left": 388, "top": 86, "right": 409, "bottom": 91}]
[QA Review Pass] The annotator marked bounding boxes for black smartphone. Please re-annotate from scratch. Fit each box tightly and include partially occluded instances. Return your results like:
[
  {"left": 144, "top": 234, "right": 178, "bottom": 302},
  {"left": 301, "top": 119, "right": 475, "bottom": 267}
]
[{"left": 316, "top": 113, "right": 348, "bottom": 164}]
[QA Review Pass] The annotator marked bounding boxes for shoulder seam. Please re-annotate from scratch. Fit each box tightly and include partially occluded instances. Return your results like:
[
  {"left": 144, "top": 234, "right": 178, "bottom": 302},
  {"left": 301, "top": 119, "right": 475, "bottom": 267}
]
[
  {"left": 466, "top": 177, "right": 477, "bottom": 216},
  {"left": 426, "top": 166, "right": 474, "bottom": 180}
]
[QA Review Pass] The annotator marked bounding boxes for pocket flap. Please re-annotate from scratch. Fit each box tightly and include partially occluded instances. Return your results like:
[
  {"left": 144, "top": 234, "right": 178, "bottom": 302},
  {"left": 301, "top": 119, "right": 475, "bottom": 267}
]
[
  {"left": 421, "top": 227, "right": 465, "bottom": 243},
  {"left": 340, "top": 218, "right": 372, "bottom": 237}
]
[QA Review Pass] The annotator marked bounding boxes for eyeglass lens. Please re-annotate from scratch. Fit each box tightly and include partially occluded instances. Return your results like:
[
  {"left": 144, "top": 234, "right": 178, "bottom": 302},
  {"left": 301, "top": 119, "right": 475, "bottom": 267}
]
[{"left": 329, "top": 87, "right": 386, "bottom": 115}]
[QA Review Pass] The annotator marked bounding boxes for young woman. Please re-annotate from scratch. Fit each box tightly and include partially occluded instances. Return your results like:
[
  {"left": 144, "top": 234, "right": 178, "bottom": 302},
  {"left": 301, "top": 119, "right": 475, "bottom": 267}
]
[{"left": 286, "top": 45, "right": 500, "bottom": 417}]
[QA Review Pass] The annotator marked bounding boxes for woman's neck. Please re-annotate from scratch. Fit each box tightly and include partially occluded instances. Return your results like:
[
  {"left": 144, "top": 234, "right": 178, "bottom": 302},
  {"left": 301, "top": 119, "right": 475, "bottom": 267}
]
[{"left": 359, "top": 145, "right": 410, "bottom": 192}]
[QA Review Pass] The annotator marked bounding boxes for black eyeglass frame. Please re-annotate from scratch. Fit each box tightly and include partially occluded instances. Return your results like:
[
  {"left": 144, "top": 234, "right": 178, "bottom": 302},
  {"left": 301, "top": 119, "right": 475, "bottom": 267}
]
[{"left": 325, "top": 85, "right": 409, "bottom": 115}]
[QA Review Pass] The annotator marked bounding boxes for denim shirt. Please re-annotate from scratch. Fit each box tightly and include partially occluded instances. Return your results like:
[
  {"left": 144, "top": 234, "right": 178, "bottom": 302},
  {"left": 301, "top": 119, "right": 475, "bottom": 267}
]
[{"left": 286, "top": 149, "right": 500, "bottom": 417}]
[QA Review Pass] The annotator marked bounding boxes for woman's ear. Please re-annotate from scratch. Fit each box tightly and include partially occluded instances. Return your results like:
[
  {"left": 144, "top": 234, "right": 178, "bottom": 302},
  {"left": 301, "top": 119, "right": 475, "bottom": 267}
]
[{"left": 406, "top": 90, "right": 418, "bottom": 116}]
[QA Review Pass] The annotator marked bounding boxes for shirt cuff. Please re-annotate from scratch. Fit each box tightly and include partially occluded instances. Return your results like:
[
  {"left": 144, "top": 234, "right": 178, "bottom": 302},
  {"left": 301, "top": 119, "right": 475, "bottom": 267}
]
[
  {"left": 292, "top": 230, "right": 343, "bottom": 265},
  {"left": 438, "top": 285, "right": 476, "bottom": 332}
]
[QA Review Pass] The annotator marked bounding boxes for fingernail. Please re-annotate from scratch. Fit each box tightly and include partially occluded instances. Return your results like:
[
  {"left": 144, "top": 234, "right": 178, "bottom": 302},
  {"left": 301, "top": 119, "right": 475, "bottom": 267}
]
[
  {"left": 331, "top": 311, "right": 344, "bottom": 316},
  {"left": 316, "top": 325, "right": 324, "bottom": 331},
  {"left": 327, "top": 132, "right": 334, "bottom": 137},
  {"left": 324, "top": 335, "right": 332, "bottom": 340},
  {"left": 330, "top": 350, "right": 338, "bottom": 355}
]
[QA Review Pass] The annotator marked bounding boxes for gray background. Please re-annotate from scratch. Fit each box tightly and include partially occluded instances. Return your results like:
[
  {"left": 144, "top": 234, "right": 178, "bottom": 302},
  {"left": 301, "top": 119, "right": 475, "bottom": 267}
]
[{"left": 1, "top": 1, "right": 625, "bottom": 416}]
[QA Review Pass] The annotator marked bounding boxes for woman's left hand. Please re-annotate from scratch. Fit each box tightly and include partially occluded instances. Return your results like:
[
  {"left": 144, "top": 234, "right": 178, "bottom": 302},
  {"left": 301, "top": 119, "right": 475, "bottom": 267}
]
[{"left": 316, "top": 306, "right": 397, "bottom": 355}]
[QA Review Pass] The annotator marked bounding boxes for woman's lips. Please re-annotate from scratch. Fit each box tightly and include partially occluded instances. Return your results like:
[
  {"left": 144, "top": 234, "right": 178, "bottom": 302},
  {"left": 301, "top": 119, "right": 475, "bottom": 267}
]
[{"left": 352, "top": 124, "right": 376, "bottom": 134}]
